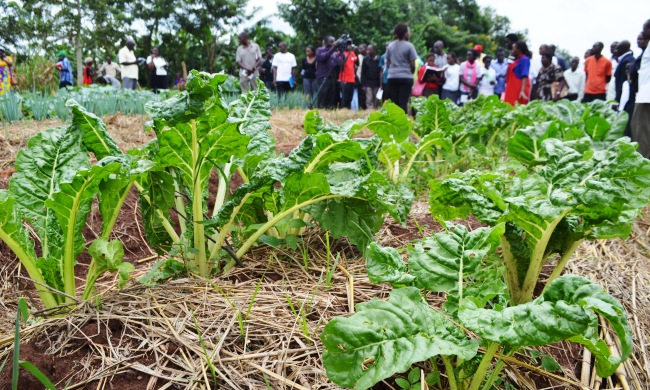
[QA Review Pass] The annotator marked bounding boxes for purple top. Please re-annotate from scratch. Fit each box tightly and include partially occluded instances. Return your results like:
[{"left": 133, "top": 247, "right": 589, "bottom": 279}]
[
  {"left": 513, "top": 56, "right": 530, "bottom": 79},
  {"left": 315, "top": 46, "right": 338, "bottom": 79}
]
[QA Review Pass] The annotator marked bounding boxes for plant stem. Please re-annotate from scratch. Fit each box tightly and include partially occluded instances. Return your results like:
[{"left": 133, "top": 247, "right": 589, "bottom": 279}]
[
  {"left": 518, "top": 213, "right": 567, "bottom": 304},
  {"left": 468, "top": 343, "right": 500, "bottom": 390},
  {"left": 212, "top": 160, "right": 232, "bottom": 218},
  {"left": 0, "top": 230, "right": 58, "bottom": 308},
  {"left": 235, "top": 195, "right": 341, "bottom": 259},
  {"left": 441, "top": 355, "right": 459, "bottom": 390},
  {"left": 191, "top": 120, "right": 208, "bottom": 277},
  {"left": 544, "top": 239, "right": 583, "bottom": 291},
  {"left": 481, "top": 358, "right": 506, "bottom": 390},
  {"left": 500, "top": 237, "right": 522, "bottom": 305},
  {"left": 208, "top": 193, "right": 252, "bottom": 261},
  {"left": 133, "top": 181, "right": 181, "bottom": 243}
]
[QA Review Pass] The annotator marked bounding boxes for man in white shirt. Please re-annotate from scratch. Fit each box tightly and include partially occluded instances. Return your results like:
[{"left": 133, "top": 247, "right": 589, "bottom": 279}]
[
  {"left": 98, "top": 55, "right": 120, "bottom": 79},
  {"left": 563, "top": 57, "right": 586, "bottom": 102},
  {"left": 607, "top": 41, "right": 619, "bottom": 101},
  {"left": 272, "top": 42, "right": 297, "bottom": 98},
  {"left": 118, "top": 39, "right": 139, "bottom": 89},
  {"left": 441, "top": 52, "right": 460, "bottom": 104},
  {"left": 236, "top": 32, "right": 262, "bottom": 92},
  {"left": 632, "top": 19, "right": 650, "bottom": 158}
]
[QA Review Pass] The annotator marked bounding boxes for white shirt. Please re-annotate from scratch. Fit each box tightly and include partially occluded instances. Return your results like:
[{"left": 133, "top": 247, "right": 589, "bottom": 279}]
[
  {"left": 118, "top": 46, "right": 138, "bottom": 80},
  {"left": 356, "top": 54, "right": 364, "bottom": 80},
  {"left": 479, "top": 67, "right": 496, "bottom": 96},
  {"left": 272, "top": 52, "right": 297, "bottom": 82},
  {"left": 443, "top": 64, "right": 460, "bottom": 91},
  {"left": 563, "top": 68, "right": 586, "bottom": 102},
  {"left": 638, "top": 48, "right": 650, "bottom": 103},
  {"left": 147, "top": 55, "right": 168, "bottom": 76}
]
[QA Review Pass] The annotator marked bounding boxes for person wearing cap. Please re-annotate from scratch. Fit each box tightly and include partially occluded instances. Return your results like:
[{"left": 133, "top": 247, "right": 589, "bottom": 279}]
[
  {"left": 473, "top": 44, "right": 486, "bottom": 66},
  {"left": 118, "top": 39, "right": 139, "bottom": 90},
  {"left": 55, "top": 51, "right": 74, "bottom": 88},
  {"left": 83, "top": 57, "right": 95, "bottom": 85}
]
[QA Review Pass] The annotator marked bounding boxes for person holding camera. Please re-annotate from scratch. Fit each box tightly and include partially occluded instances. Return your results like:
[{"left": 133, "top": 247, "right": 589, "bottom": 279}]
[
  {"left": 337, "top": 41, "right": 358, "bottom": 109},
  {"left": 385, "top": 23, "right": 418, "bottom": 113},
  {"left": 315, "top": 35, "right": 345, "bottom": 109}
]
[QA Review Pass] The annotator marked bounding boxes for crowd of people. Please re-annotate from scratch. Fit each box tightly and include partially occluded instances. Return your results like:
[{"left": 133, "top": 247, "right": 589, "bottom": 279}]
[{"left": 238, "top": 19, "right": 650, "bottom": 158}]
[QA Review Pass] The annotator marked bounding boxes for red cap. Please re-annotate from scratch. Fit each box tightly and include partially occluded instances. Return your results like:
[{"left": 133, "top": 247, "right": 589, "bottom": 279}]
[{"left": 473, "top": 44, "right": 483, "bottom": 51}]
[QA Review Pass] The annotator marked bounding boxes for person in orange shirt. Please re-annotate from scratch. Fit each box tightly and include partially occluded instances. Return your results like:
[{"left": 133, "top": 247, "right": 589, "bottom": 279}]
[
  {"left": 583, "top": 42, "right": 612, "bottom": 102},
  {"left": 337, "top": 43, "right": 358, "bottom": 109}
]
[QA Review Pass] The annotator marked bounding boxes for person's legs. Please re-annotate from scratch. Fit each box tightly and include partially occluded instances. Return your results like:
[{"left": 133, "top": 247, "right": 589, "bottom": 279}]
[
  {"left": 276, "top": 81, "right": 290, "bottom": 98},
  {"left": 358, "top": 85, "right": 367, "bottom": 109},
  {"left": 566, "top": 93, "right": 578, "bottom": 101},
  {"left": 240, "top": 76, "right": 251, "bottom": 92},
  {"left": 59, "top": 81, "right": 72, "bottom": 89},
  {"left": 632, "top": 103, "right": 650, "bottom": 158},
  {"left": 316, "top": 78, "right": 329, "bottom": 108},
  {"left": 394, "top": 78, "right": 413, "bottom": 113},
  {"left": 364, "top": 87, "right": 376, "bottom": 109},
  {"left": 341, "top": 82, "right": 354, "bottom": 109},
  {"left": 122, "top": 77, "right": 137, "bottom": 90}
]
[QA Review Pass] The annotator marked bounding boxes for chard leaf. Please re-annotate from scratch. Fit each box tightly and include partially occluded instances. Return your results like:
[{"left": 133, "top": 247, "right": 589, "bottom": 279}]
[
  {"left": 9, "top": 126, "right": 88, "bottom": 260},
  {"left": 67, "top": 99, "right": 122, "bottom": 159},
  {"left": 409, "top": 223, "right": 504, "bottom": 293},
  {"left": 459, "top": 274, "right": 632, "bottom": 377},
  {"left": 413, "top": 95, "right": 453, "bottom": 136},
  {"left": 362, "top": 102, "right": 413, "bottom": 143},
  {"left": 366, "top": 242, "right": 414, "bottom": 286},
  {"left": 88, "top": 238, "right": 134, "bottom": 289},
  {"left": 321, "top": 287, "right": 478, "bottom": 390},
  {"left": 137, "top": 170, "right": 176, "bottom": 251}
]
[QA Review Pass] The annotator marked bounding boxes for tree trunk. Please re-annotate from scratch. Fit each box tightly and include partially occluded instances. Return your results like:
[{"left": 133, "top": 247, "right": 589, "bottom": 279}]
[{"left": 75, "top": 0, "right": 83, "bottom": 86}]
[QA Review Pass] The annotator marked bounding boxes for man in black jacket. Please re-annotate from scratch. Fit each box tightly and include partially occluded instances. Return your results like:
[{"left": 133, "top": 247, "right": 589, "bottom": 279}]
[{"left": 614, "top": 40, "right": 635, "bottom": 106}]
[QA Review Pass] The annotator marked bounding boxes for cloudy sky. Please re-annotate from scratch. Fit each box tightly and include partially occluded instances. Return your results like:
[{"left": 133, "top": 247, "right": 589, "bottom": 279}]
[{"left": 247, "top": 0, "right": 650, "bottom": 57}]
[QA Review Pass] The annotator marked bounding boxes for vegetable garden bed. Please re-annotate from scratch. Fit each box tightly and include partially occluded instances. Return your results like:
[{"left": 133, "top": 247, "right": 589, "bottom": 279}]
[{"left": 0, "top": 72, "right": 649, "bottom": 389}]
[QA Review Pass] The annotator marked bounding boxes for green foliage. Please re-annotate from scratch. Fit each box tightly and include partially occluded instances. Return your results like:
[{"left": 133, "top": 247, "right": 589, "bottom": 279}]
[{"left": 0, "top": 101, "right": 147, "bottom": 309}]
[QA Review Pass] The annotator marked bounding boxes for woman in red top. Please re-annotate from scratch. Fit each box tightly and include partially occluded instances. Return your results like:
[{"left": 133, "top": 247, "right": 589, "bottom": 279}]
[
  {"left": 83, "top": 57, "right": 94, "bottom": 85},
  {"left": 503, "top": 41, "right": 531, "bottom": 106},
  {"left": 417, "top": 53, "right": 445, "bottom": 97}
]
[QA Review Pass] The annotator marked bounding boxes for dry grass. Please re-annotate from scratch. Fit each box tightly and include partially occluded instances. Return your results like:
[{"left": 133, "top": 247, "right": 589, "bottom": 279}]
[{"left": 1, "top": 113, "right": 650, "bottom": 389}]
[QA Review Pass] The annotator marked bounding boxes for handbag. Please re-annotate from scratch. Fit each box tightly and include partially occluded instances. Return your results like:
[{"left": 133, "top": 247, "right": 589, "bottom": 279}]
[
  {"left": 412, "top": 80, "right": 426, "bottom": 97},
  {"left": 551, "top": 81, "right": 568, "bottom": 100}
]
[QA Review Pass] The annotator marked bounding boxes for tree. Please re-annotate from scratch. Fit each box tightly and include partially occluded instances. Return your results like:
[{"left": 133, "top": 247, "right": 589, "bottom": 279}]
[{"left": 278, "top": 0, "right": 351, "bottom": 48}]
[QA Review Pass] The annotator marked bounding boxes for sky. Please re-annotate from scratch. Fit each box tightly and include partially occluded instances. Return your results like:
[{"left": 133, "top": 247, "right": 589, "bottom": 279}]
[{"left": 246, "top": 0, "right": 650, "bottom": 58}]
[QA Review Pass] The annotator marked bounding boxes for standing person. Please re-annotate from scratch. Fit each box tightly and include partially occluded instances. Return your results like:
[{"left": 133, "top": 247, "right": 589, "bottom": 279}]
[
  {"left": 491, "top": 49, "right": 508, "bottom": 98},
  {"left": 432, "top": 41, "right": 446, "bottom": 68},
  {"left": 584, "top": 49, "right": 592, "bottom": 59},
  {"left": 614, "top": 40, "right": 635, "bottom": 105},
  {"left": 361, "top": 44, "right": 381, "bottom": 109},
  {"left": 505, "top": 33, "right": 519, "bottom": 60},
  {"left": 632, "top": 19, "right": 650, "bottom": 158},
  {"left": 315, "top": 36, "right": 342, "bottom": 109},
  {"left": 473, "top": 44, "right": 486, "bottom": 66},
  {"left": 0, "top": 48, "right": 14, "bottom": 96},
  {"left": 584, "top": 42, "right": 613, "bottom": 102},
  {"left": 147, "top": 47, "right": 169, "bottom": 92},
  {"left": 549, "top": 45, "right": 569, "bottom": 71},
  {"left": 503, "top": 41, "right": 531, "bottom": 106},
  {"left": 356, "top": 44, "right": 367, "bottom": 109},
  {"left": 478, "top": 55, "right": 496, "bottom": 96},
  {"left": 607, "top": 41, "right": 620, "bottom": 101},
  {"left": 98, "top": 56, "right": 119, "bottom": 79},
  {"left": 535, "top": 52, "right": 568, "bottom": 101},
  {"left": 459, "top": 50, "right": 483, "bottom": 103},
  {"left": 118, "top": 39, "right": 139, "bottom": 90},
  {"left": 302, "top": 45, "right": 317, "bottom": 107},
  {"left": 441, "top": 52, "right": 460, "bottom": 104},
  {"left": 83, "top": 57, "right": 94, "bottom": 85},
  {"left": 564, "top": 57, "right": 586, "bottom": 102},
  {"left": 378, "top": 41, "right": 391, "bottom": 102},
  {"left": 272, "top": 42, "right": 297, "bottom": 98},
  {"left": 625, "top": 32, "right": 648, "bottom": 138},
  {"left": 337, "top": 43, "right": 358, "bottom": 109},
  {"left": 417, "top": 53, "right": 445, "bottom": 97},
  {"left": 260, "top": 48, "right": 274, "bottom": 90},
  {"left": 55, "top": 50, "right": 74, "bottom": 88},
  {"left": 236, "top": 32, "right": 262, "bottom": 92},
  {"left": 385, "top": 23, "right": 418, "bottom": 113}
]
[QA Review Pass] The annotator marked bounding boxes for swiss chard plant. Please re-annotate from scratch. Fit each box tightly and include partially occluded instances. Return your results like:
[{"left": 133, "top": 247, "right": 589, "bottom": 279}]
[
  {"left": 322, "top": 223, "right": 634, "bottom": 390},
  {"left": 139, "top": 71, "right": 413, "bottom": 278},
  {"left": 429, "top": 123, "right": 650, "bottom": 304},
  {"left": 0, "top": 101, "right": 146, "bottom": 309}
]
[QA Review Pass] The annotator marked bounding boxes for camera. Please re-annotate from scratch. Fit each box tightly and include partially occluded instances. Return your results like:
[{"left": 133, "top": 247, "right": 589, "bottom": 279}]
[{"left": 338, "top": 34, "right": 353, "bottom": 51}]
